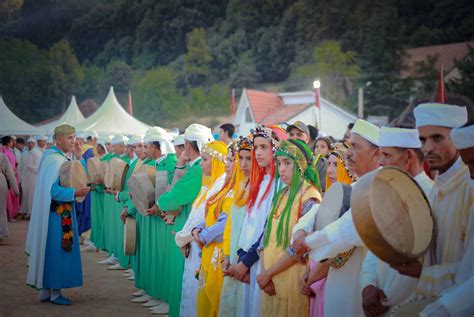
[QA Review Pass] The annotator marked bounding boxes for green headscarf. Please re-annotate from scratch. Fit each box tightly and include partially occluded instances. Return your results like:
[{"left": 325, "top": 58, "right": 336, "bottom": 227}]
[{"left": 264, "top": 139, "right": 317, "bottom": 248}]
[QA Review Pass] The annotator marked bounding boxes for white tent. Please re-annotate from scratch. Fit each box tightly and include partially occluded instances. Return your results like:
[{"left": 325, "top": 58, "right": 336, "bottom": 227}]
[
  {"left": 0, "top": 96, "right": 44, "bottom": 135},
  {"left": 39, "top": 96, "right": 85, "bottom": 133},
  {"left": 75, "top": 87, "right": 150, "bottom": 134}
]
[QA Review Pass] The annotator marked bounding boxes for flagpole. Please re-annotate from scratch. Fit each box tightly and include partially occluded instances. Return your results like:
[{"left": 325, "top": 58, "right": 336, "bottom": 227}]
[{"left": 313, "top": 79, "right": 321, "bottom": 129}]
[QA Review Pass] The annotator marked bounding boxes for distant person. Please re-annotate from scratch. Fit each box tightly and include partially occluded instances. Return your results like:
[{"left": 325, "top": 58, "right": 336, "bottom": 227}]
[
  {"left": 13, "top": 137, "right": 25, "bottom": 170},
  {"left": 286, "top": 121, "right": 326, "bottom": 192},
  {"left": 1, "top": 136, "right": 19, "bottom": 221},
  {"left": 0, "top": 152, "right": 19, "bottom": 241},
  {"left": 315, "top": 137, "right": 332, "bottom": 156},
  {"left": 307, "top": 125, "right": 319, "bottom": 152},
  {"left": 219, "top": 123, "right": 235, "bottom": 146},
  {"left": 343, "top": 122, "right": 355, "bottom": 143}
]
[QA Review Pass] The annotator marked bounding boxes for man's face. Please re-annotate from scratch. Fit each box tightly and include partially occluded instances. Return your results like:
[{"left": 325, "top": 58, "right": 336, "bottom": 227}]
[
  {"left": 379, "top": 147, "right": 408, "bottom": 171},
  {"left": 253, "top": 136, "right": 273, "bottom": 169},
  {"left": 418, "top": 126, "right": 457, "bottom": 171},
  {"left": 459, "top": 147, "right": 474, "bottom": 179},
  {"left": 105, "top": 143, "right": 113, "bottom": 153},
  {"left": 288, "top": 128, "right": 310, "bottom": 144},
  {"left": 134, "top": 143, "right": 146, "bottom": 159},
  {"left": 343, "top": 129, "right": 352, "bottom": 142},
  {"left": 27, "top": 142, "right": 35, "bottom": 150},
  {"left": 175, "top": 145, "right": 185, "bottom": 159},
  {"left": 125, "top": 145, "right": 135, "bottom": 159},
  {"left": 147, "top": 143, "right": 161, "bottom": 159},
  {"left": 113, "top": 143, "right": 125, "bottom": 155},
  {"left": 37, "top": 140, "right": 46, "bottom": 149},
  {"left": 219, "top": 129, "right": 228, "bottom": 141},
  {"left": 56, "top": 134, "right": 75, "bottom": 153},
  {"left": 16, "top": 143, "right": 24, "bottom": 150},
  {"left": 346, "top": 133, "right": 379, "bottom": 177}
]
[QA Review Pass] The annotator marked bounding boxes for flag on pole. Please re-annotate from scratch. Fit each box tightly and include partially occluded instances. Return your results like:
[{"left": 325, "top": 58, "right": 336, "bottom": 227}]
[
  {"left": 127, "top": 91, "right": 133, "bottom": 115},
  {"left": 437, "top": 64, "right": 448, "bottom": 103},
  {"left": 230, "top": 88, "right": 236, "bottom": 115}
]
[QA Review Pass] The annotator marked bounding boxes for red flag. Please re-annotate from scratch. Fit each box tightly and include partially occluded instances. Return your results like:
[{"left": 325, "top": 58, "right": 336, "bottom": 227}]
[
  {"left": 127, "top": 91, "right": 133, "bottom": 115},
  {"left": 437, "top": 65, "right": 448, "bottom": 103},
  {"left": 230, "top": 88, "right": 236, "bottom": 115}
]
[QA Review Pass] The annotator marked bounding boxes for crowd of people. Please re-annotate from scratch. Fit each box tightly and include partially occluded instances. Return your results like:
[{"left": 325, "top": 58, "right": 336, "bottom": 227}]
[{"left": 0, "top": 102, "right": 472, "bottom": 316}]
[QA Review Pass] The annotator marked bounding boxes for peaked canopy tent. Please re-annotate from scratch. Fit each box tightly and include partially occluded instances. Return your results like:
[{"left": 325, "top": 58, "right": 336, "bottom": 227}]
[
  {"left": 0, "top": 96, "right": 44, "bottom": 135},
  {"left": 75, "top": 87, "right": 150, "bottom": 135},
  {"left": 39, "top": 96, "right": 85, "bottom": 133}
]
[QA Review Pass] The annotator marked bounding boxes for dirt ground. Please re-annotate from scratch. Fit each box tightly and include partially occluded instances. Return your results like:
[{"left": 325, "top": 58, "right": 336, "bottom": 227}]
[{"left": 0, "top": 220, "right": 152, "bottom": 317}]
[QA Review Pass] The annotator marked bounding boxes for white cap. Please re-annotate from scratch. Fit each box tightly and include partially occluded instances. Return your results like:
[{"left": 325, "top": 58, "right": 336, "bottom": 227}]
[
  {"left": 35, "top": 134, "right": 48, "bottom": 141},
  {"left": 111, "top": 134, "right": 129, "bottom": 145},
  {"left": 27, "top": 137, "right": 36, "bottom": 143},
  {"left": 351, "top": 119, "right": 380, "bottom": 146},
  {"left": 414, "top": 103, "right": 468, "bottom": 128},
  {"left": 76, "top": 132, "right": 87, "bottom": 140},
  {"left": 173, "top": 134, "right": 185, "bottom": 146},
  {"left": 184, "top": 123, "right": 214, "bottom": 151},
  {"left": 47, "top": 136, "right": 54, "bottom": 144},
  {"left": 378, "top": 127, "right": 421, "bottom": 148},
  {"left": 128, "top": 134, "right": 145, "bottom": 145},
  {"left": 450, "top": 125, "right": 474, "bottom": 150}
]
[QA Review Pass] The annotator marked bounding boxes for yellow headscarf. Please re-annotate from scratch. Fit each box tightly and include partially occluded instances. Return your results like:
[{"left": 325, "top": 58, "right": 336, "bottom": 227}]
[
  {"left": 325, "top": 147, "right": 353, "bottom": 190},
  {"left": 193, "top": 141, "right": 228, "bottom": 208}
]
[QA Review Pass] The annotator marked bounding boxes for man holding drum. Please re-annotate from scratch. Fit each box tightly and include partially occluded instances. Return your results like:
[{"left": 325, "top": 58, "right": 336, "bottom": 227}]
[
  {"left": 360, "top": 127, "right": 434, "bottom": 316},
  {"left": 394, "top": 104, "right": 472, "bottom": 297},
  {"left": 25, "top": 124, "right": 89, "bottom": 306},
  {"left": 293, "top": 119, "right": 381, "bottom": 316}
]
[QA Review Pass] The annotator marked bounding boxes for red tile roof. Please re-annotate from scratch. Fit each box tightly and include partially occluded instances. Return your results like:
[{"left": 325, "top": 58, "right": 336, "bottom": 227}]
[
  {"left": 261, "top": 104, "right": 312, "bottom": 125},
  {"left": 246, "top": 89, "right": 284, "bottom": 122},
  {"left": 401, "top": 41, "right": 474, "bottom": 78}
]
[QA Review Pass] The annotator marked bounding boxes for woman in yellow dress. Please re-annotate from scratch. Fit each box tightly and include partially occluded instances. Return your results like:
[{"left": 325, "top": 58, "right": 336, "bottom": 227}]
[{"left": 257, "top": 139, "right": 322, "bottom": 317}]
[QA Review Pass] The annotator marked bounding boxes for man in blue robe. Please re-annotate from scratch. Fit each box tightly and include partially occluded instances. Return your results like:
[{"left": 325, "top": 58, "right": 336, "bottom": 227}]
[{"left": 25, "top": 124, "right": 90, "bottom": 306}]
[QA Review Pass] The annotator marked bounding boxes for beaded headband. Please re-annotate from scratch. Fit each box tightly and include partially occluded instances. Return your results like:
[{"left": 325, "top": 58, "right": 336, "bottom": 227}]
[
  {"left": 201, "top": 143, "right": 228, "bottom": 163},
  {"left": 251, "top": 126, "right": 278, "bottom": 152},
  {"left": 236, "top": 135, "right": 253, "bottom": 152}
]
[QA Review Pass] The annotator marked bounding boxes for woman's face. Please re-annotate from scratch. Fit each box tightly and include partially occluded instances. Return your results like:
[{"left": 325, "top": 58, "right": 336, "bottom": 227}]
[
  {"left": 200, "top": 153, "right": 212, "bottom": 176},
  {"left": 327, "top": 154, "right": 338, "bottom": 184},
  {"left": 276, "top": 155, "right": 295, "bottom": 186},
  {"left": 315, "top": 140, "right": 330, "bottom": 156},
  {"left": 253, "top": 137, "right": 273, "bottom": 169},
  {"left": 238, "top": 150, "right": 251, "bottom": 177},
  {"left": 225, "top": 153, "right": 234, "bottom": 182}
]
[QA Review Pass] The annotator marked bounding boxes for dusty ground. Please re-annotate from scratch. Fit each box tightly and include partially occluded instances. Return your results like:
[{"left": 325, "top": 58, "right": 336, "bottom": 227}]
[{"left": 0, "top": 220, "right": 151, "bottom": 317}]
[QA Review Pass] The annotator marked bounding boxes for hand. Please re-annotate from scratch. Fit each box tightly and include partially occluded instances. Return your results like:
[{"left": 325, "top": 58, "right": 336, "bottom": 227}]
[
  {"left": 362, "top": 285, "right": 389, "bottom": 317},
  {"left": 74, "top": 139, "right": 82, "bottom": 159},
  {"left": 120, "top": 208, "right": 128, "bottom": 224},
  {"left": 180, "top": 244, "right": 190, "bottom": 258},
  {"left": 263, "top": 280, "right": 276, "bottom": 296},
  {"left": 300, "top": 270, "right": 315, "bottom": 297},
  {"left": 111, "top": 189, "right": 119, "bottom": 195},
  {"left": 75, "top": 187, "right": 90, "bottom": 197},
  {"left": 221, "top": 258, "right": 231, "bottom": 275},
  {"left": 177, "top": 151, "right": 190, "bottom": 166},
  {"left": 256, "top": 270, "right": 272, "bottom": 290},
  {"left": 192, "top": 229, "right": 204, "bottom": 249},
  {"left": 233, "top": 261, "right": 249, "bottom": 281},
  {"left": 293, "top": 230, "right": 310, "bottom": 257},
  {"left": 242, "top": 272, "right": 250, "bottom": 284},
  {"left": 390, "top": 259, "right": 422, "bottom": 278},
  {"left": 146, "top": 204, "right": 158, "bottom": 216},
  {"left": 95, "top": 176, "right": 103, "bottom": 185}
]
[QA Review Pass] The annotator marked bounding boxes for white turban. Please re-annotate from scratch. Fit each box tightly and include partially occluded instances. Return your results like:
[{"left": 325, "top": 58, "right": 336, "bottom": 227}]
[
  {"left": 128, "top": 134, "right": 145, "bottom": 145},
  {"left": 414, "top": 103, "right": 468, "bottom": 128},
  {"left": 85, "top": 131, "right": 99, "bottom": 139},
  {"left": 27, "top": 137, "right": 36, "bottom": 143},
  {"left": 111, "top": 134, "right": 129, "bottom": 145},
  {"left": 351, "top": 119, "right": 380, "bottom": 146},
  {"left": 450, "top": 125, "right": 474, "bottom": 150},
  {"left": 378, "top": 127, "right": 421, "bottom": 148},
  {"left": 76, "top": 132, "right": 86, "bottom": 140},
  {"left": 35, "top": 135, "right": 48, "bottom": 141},
  {"left": 184, "top": 123, "right": 214, "bottom": 151},
  {"left": 173, "top": 134, "right": 185, "bottom": 146},
  {"left": 145, "top": 127, "right": 175, "bottom": 155}
]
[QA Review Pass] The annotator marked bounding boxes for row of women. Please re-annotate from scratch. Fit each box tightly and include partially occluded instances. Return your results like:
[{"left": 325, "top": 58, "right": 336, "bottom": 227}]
[{"left": 84, "top": 120, "right": 361, "bottom": 317}]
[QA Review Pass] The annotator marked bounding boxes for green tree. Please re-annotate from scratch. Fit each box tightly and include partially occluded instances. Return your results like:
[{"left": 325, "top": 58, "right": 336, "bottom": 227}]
[
  {"left": 48, "top": 40, "right": 85, "bottom": 111},
  {"left": 296, "top": 41, "right": 360, "bottom": 105},
  {"left": 184, "top": 28, "right": 212, "bottom": 86},
  {"left": 105, "top": 60, "right": 132, "bottom": 95},
  {"left": 228, "top": 51, "right": 261, "bottom": 88}
]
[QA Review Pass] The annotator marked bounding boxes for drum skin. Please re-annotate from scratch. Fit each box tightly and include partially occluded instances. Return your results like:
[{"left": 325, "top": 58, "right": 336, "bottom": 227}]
[
  {"left": 351, "top": 167, "right": 434, "bottom": 266},
  {"left": 59, "top": 160, "right": 88, "bottom": 203},
  {"left": 124, "top": 217, "right": 136, "bottom": 255}
]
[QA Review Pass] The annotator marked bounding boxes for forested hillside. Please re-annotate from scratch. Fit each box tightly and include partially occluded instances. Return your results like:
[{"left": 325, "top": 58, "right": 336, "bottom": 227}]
[{"left": 1, "top": 0, "right": 473, "bottom": 126}]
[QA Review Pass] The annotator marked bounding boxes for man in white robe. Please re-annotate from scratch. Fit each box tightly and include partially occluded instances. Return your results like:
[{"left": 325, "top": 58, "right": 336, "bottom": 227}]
[
  {"left": 20, "top": 135, "right": 47, "bottom": 218},
  {"left": 293, "top": 119, "right": 381, "bottom": 317},
  {"left": 417, "top": 123, "right": 474, "bottom": 317},
  {"left": 19, "top": 137, "right": 36, "bottom": 216},
  {"left": 390, "top": 103, "right": 473, "bottom": 298},
  {"left": 360, "top": 127, "right": 434, "bottom": 316}
]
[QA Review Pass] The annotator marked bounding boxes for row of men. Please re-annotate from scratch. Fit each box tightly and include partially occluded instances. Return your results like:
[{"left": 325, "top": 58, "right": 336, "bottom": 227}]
[{"left": 25, "top": 102, "right": 472, "bottom": 316}]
